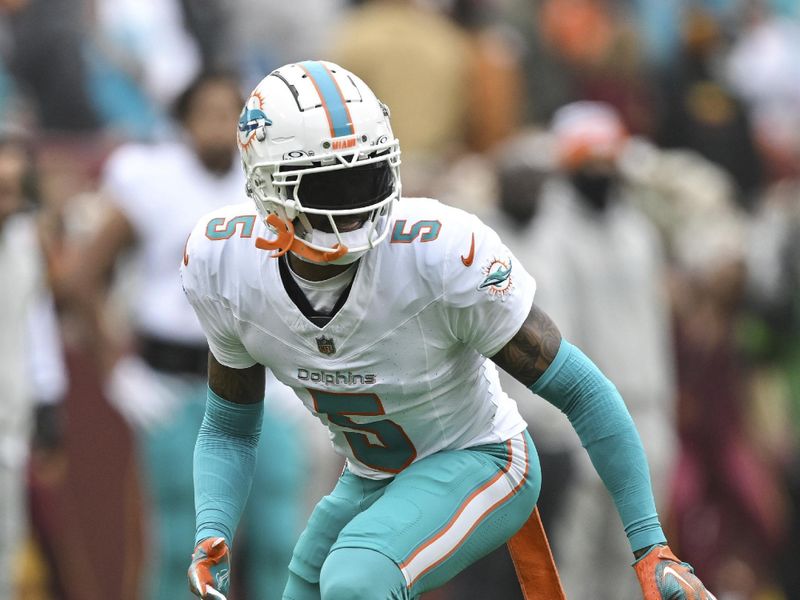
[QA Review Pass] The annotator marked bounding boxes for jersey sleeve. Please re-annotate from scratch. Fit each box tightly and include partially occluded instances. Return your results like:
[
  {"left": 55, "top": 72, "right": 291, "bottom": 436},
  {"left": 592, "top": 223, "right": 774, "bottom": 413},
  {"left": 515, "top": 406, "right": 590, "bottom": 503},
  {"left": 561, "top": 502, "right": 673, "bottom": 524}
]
[
  {"left": 180, "top": 224, "right": 258, "bottom": 369},
  {"left": 442, "top": 214, "right": 536, "bottom": 357}
]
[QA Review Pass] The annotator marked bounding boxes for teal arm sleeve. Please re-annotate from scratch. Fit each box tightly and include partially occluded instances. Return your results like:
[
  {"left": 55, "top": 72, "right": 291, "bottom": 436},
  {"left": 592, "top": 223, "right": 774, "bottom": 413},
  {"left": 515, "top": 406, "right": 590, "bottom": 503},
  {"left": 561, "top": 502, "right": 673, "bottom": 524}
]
[
  {"left": 530, "top": 340, "right": 666, "bottom": 552},
  {"left": 194, "top": 388, "right": 264, "bottom": 546}
]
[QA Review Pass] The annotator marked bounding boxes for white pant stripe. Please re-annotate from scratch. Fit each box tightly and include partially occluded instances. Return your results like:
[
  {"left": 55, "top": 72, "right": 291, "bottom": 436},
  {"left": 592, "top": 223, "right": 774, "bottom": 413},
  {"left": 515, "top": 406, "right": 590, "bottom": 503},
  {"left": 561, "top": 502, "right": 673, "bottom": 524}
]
[{"left": 399, "top": 433, "right": 529, "bottom": 587}]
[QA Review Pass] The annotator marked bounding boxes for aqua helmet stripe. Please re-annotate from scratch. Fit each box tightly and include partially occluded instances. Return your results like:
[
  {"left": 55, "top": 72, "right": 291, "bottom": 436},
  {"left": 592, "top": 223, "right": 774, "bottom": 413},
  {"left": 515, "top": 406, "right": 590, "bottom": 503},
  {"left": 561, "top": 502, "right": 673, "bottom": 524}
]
[{"left": 299, "top": 60, "right": 355, "bottom": 138}]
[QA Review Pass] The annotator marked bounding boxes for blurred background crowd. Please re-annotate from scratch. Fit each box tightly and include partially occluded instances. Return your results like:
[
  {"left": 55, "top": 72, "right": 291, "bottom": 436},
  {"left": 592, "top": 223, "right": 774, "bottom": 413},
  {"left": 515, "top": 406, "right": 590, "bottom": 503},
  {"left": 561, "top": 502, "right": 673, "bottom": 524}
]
[{"left": 1, "top": 0, "right": 799, "bottom": 599}]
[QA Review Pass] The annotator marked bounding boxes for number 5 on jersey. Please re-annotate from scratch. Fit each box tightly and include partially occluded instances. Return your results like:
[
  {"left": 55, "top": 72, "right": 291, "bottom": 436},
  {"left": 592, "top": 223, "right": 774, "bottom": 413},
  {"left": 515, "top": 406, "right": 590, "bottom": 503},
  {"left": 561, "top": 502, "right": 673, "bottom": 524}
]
[{"left": 309, "top": 390, "right": 417, "bottom": 473}]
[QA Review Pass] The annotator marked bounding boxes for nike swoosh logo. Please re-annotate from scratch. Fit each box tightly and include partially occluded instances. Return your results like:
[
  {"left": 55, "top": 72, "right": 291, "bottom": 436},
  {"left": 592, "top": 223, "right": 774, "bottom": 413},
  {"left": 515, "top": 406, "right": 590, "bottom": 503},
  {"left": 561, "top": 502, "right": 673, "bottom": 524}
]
[
  {"left": 461, "top": 233, "right": 475, "bottom": 266},
  {"left": 663, "top": 565, "right": 695, "bottom": 596}
]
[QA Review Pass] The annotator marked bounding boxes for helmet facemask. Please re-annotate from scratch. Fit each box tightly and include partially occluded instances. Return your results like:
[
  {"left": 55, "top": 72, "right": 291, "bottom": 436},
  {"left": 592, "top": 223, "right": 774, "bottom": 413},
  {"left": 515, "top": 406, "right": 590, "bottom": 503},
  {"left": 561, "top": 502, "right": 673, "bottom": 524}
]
[{"left": 248, "top": 139, "right": 401, "bottom": 265}]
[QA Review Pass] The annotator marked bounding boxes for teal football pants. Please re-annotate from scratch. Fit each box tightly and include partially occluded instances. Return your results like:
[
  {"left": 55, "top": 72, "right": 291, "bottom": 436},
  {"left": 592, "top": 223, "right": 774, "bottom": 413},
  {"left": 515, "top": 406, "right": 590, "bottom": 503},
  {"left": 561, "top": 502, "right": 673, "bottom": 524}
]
[
  {"left": 284, "top": 430, "right": 540, "bottom": 600},
  {"left": 137, "top": 379, "right": 304, "bottom": 600}
]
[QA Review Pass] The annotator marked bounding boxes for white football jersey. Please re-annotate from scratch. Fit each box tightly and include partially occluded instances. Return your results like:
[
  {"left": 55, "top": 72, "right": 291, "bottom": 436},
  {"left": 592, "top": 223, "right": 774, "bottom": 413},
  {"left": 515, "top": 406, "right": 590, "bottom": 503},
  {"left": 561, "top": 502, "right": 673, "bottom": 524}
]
[{"left": 181, "top": 198, "right": 536, "bottom": 479}]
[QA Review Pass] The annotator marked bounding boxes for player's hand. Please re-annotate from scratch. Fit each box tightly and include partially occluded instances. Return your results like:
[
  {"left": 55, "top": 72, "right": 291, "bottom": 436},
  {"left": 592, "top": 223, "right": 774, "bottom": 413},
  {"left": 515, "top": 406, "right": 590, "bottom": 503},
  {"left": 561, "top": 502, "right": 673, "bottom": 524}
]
[
  {"left": 633, "top": 545, "right": 716, "bottom": 600},
  {"left": 188, "top": 537, "right": 231, "bottom": 598}
]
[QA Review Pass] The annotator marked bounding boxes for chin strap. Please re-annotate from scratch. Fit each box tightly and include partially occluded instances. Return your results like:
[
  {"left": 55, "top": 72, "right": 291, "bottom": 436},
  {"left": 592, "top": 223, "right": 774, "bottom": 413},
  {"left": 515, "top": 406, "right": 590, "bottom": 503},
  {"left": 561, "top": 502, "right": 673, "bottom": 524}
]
[{"left": 255, "top": 213, "right": 348, "bottom": 263}]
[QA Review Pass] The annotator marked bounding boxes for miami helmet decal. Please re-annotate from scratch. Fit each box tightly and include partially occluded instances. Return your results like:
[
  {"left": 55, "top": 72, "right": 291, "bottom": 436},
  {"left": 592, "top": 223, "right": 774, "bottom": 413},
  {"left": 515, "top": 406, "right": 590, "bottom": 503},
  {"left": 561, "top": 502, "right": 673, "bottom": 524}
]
[{"left": 238, "top": 92, "right": 272, "bottom": 149}]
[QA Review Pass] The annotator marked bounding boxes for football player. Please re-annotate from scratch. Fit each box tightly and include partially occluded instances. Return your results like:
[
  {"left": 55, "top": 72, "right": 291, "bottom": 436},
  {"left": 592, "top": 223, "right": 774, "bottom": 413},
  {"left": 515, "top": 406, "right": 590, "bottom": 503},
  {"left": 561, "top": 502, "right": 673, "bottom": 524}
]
[{"left": 183, "top": 61, "right": 715, "bottom": 600}]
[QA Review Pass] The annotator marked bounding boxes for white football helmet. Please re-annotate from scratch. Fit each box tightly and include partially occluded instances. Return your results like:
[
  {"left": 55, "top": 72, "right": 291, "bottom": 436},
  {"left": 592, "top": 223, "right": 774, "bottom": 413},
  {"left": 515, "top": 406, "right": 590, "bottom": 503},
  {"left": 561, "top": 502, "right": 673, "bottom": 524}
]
[{"left": 238, "top": 60, "right": 401, "bottom": 264}]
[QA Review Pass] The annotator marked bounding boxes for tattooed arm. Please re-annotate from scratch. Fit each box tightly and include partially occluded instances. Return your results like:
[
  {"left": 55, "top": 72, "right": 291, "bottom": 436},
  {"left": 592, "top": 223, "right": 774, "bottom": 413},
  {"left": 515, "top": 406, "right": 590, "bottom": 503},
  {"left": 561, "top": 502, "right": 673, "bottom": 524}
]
[
  {"left": 490, "top": 303, "right": 562, "bottom": 387},
  {"left": 491, "top": 305, "right": 668, "bottom": 555},
  {"left": 208, "top": 352, "right": 265, "bottom": 405}
]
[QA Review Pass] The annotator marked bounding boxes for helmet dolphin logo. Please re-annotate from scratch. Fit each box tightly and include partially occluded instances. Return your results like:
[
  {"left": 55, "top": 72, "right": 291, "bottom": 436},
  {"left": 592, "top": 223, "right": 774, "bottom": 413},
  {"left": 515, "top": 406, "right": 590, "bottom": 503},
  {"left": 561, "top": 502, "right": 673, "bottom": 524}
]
[{"left": 238, "top": 107, "right": 272, "bottom": 133}]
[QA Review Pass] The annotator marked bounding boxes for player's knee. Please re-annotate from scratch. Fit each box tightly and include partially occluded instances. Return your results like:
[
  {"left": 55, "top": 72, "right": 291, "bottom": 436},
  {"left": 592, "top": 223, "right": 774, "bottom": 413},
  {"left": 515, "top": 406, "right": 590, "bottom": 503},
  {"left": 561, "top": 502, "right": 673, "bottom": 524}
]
[{"left": 319, "top": 547, "right": 407, "bottom": 600}]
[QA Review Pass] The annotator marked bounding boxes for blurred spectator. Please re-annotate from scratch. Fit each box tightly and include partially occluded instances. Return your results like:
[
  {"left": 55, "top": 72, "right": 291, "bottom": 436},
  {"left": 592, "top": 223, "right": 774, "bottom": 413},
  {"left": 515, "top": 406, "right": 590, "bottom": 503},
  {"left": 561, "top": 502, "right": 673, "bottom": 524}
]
[
  {"left": 526, "top": 102, "right": 678, "bottom": 600},
  {"left": 88, "top": 0, "right": 202, "bottom": 139},
  {"left": 447, "top": 0, "right": 525, "bottom": 154},
  {"left": 61, "top": 72, "right": 305, "bottom": 600},
  {"left": 329, "top": 0, "right": 473, "bottom": 195},
  {"left": 617, "top": 136, "right": 738, "bottom": 248},
  {"left": 655, "top": 7, "right": 764, "bottom": 210},
  {"left": 539, "top": 0, "right": 616, "bottom": 67},
  {"left": 232, "top": 0, "right": 346, "bottom": 89},
  {"left": 626, "top": 0, "right": 684, "bottom": 67},
  {"left": 726, "top": 5, "right": 800, "bottom": 181},
  {"left": 499, "top": 0, "right": 660, "bottom": 136},
  {"left": 493, "top": 0, "right": 579, "bottom": 124},
  {"left": 744, "top": 182, "right": 800, "bottom": 597},
  {"left": 0, "top": 132, "right": 67, "bottom": 598},
  {"left": 329, "top": 0, "right": 523, "bottom": 196},
  {"left": 668, "top": 204, "right": 786, "bottom": 595},
  {"left": 179, "top": 0, "right": 237, "bottom": 73},
  {"left": 2, "top": 0, "right": 100, "bottom": 131}
]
